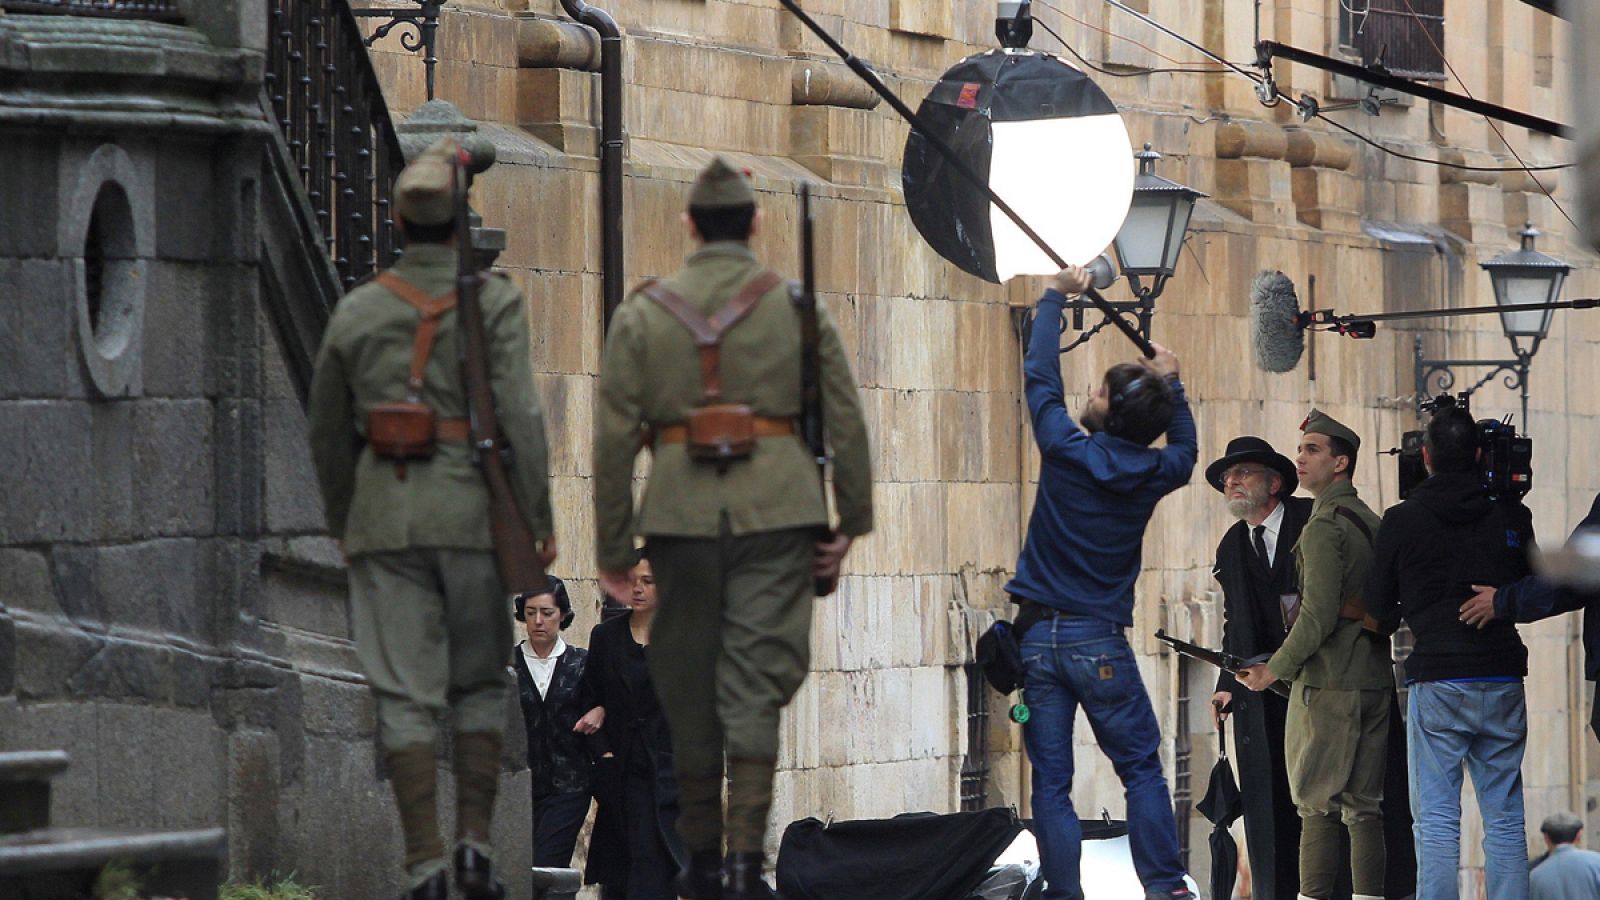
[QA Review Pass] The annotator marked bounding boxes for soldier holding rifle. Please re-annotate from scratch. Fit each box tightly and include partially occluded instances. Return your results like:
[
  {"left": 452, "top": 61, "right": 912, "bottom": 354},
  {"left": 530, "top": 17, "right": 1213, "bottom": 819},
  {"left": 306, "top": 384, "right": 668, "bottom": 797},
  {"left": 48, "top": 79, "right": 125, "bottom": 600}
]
[
  {"left": 308, "top": 138, "right": 555, "bottom": 900},
  {"left": 593, "top": 159, "right": 873, "bottom": 900}
]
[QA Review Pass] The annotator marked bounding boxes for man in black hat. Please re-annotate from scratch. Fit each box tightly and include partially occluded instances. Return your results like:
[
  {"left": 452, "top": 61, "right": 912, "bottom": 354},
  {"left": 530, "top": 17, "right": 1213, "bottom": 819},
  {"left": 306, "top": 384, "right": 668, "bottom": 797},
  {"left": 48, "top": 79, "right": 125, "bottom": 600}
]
[{"left": 1205, "top": 437, "right": 1308, "bottom": 900}]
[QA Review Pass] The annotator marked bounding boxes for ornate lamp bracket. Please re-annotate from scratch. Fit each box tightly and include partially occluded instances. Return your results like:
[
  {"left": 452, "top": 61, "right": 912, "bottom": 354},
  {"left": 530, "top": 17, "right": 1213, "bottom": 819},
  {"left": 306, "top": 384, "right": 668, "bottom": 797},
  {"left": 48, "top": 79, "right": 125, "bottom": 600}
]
[{"left": 353, "top": 0, "right": 445, "bottom": 100}]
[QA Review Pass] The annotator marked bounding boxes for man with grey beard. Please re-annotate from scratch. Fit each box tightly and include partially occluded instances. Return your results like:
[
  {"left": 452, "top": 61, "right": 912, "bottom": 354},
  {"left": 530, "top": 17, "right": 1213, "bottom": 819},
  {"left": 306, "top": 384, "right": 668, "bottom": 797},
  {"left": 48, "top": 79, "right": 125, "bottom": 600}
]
[{"left": 1205, "top": 436, "right": 1311, "bottom": 900}]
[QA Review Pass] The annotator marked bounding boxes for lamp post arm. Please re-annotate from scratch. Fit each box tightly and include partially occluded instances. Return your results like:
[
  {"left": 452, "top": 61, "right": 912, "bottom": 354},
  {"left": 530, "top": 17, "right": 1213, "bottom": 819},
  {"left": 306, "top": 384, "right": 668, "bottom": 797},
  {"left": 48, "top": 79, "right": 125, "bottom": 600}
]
[{"left": 775, "top": 0, "right": 1155, "bottom": 358}]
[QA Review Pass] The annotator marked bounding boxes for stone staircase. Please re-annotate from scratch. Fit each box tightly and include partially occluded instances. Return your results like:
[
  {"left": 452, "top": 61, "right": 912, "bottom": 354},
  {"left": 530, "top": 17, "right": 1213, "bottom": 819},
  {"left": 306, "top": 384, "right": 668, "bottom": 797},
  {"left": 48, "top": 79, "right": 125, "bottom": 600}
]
[{"left": 0, "top": 751, "right": 224, "bottom": 900}]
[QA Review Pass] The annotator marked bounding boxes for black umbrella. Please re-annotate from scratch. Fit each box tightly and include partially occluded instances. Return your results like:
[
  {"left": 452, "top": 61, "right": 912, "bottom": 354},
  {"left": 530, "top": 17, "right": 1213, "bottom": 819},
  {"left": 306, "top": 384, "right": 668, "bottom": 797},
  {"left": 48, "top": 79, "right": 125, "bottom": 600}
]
[
  {"left": 1195, "top": 720, "right": 1242, "bottom": 900},
  {"left": 901, "top": 48, "right": 1133, "bottom": 283}
]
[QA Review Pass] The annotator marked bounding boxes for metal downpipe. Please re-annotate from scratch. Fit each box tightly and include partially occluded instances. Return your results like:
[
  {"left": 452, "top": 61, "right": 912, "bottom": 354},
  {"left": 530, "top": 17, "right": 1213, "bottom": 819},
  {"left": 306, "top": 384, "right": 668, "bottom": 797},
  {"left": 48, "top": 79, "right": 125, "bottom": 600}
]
[{"left": 558, "top": 0, "right": 625, "bottom": 331}]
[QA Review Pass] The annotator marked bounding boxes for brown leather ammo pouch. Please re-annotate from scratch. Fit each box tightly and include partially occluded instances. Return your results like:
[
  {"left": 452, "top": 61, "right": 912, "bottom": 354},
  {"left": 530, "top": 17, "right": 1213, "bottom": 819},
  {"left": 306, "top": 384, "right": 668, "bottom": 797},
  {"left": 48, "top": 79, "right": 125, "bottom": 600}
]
[
  {"left": 365, "top": 272, "right": 459, "bottom": 470},
  {"left": 684, "top": 403, "right": 758, "bottom": 461},
  {"left": 641, "top": 270, "right": 783, "bottom": 465}
]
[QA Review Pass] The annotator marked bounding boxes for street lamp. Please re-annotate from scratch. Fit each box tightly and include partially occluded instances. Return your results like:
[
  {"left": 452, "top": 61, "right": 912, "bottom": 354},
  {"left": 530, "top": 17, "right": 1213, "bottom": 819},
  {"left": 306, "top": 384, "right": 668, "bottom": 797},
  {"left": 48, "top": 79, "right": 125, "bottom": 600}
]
[
  {"left": 1062, "top": 144, "right": 1206, "bottom": 346},
  {"left": 1481, "top": 224, "right": 1570, "bottom": 357},
  {"left": 1414, "top": 223, "right": 1571, "bottom": 427}
]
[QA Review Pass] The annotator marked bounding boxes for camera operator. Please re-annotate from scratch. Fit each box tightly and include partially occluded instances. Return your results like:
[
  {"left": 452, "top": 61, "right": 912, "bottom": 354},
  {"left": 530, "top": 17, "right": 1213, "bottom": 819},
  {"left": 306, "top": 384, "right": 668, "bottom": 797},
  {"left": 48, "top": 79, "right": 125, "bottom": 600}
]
[{"left": 1365, "top": 405, "right": 1537, "bottom": 900}]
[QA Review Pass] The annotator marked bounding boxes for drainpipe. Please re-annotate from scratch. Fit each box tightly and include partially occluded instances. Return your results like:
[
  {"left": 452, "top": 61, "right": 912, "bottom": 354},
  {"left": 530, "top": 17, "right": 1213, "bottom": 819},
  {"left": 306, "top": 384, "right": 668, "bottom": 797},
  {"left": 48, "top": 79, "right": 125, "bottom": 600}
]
[{"left": 558, "top": 0, "right": 625, "bottom": 331}]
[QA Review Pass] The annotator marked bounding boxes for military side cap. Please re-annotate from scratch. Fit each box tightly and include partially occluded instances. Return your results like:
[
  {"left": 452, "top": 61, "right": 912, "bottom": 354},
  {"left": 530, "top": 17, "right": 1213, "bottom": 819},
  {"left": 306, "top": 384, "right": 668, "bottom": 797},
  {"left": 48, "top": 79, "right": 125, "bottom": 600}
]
[
  {"left": 689, "top": 156, "right": 756, "bottom": 209},
  {"left": 394, "top": 137, "right": 460, "bottom": 226},
  {"left": 1301, "top": 408, "right": 1360, "bottom": 452}
]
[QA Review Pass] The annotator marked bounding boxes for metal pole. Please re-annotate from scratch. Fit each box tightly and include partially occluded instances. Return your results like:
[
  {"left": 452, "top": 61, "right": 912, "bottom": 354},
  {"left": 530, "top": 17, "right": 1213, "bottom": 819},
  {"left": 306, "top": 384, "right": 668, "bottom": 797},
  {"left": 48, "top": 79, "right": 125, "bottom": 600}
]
[{"left": 776, "top": 0, "right": 1155, "bottom": 357}]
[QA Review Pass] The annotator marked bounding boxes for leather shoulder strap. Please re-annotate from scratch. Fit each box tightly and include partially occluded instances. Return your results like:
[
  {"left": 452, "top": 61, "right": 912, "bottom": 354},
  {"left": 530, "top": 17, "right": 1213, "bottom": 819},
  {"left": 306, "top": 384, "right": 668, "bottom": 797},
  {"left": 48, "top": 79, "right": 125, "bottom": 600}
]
[
  {"left": 375, "top": 271, "right": 458, "bottom": 401},
  {"left": 1335, "top": 504, "right": 1375, "bottom": 547},
  {"left": 642, "top": 270, "right": 783, "bottom": 404}
]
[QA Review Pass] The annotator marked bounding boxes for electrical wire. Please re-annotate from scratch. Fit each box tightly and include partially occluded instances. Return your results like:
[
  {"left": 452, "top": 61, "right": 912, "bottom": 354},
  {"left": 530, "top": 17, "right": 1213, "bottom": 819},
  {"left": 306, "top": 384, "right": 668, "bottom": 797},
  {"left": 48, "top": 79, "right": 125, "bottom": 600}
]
[
  {"left": 1031, "top": 0, "right": 1231, "bottom": 74},
  {"left": 1391, "top": 0, "right": 1576, "bottom": 229},
  {"left": 1091, "top": 0, "right": 1574, "bottom": 174}
]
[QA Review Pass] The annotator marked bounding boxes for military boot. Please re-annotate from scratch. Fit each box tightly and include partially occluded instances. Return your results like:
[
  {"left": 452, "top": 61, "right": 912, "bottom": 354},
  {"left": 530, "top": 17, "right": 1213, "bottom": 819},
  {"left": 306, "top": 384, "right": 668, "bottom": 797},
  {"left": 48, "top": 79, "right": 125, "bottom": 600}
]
[
  {"left": 453, "top": 731, "right": 506, "bottom": 900},
  {"left": 455, "top": 843, "right": 506, "bottom": 900},
  {"left": 724, "top": 852, "right": 777, "bottom": 900},
  {"left": 676, "top": 848, "right": 724, "bottom": 899}
]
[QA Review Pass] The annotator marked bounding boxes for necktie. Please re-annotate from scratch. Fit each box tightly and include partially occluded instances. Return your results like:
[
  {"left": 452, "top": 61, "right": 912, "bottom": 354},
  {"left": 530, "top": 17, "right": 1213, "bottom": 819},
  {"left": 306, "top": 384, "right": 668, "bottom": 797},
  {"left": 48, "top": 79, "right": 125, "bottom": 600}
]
[{"left": 1253, "top": 525, "right": 1270, "bottom": 568}]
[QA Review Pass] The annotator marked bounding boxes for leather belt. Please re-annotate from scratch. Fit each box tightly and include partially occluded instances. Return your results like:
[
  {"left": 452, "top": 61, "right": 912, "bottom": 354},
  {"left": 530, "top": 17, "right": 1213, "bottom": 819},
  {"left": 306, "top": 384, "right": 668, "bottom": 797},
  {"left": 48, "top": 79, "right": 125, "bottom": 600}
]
[
  {"left": 436, "top": 418, "right": 472, "bottom": 442},
  {"left": 654, "top": 417, "right": 797, "bottom": 446}
]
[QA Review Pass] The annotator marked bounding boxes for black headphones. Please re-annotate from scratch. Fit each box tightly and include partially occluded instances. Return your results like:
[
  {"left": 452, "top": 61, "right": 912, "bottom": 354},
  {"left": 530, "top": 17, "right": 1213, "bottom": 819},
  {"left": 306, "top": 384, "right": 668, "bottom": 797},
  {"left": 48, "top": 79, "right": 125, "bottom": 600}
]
[
  {"left": 513, "top": 575, "right": 575, "bottom": 630},
  {"left": 1106, "top": 374, "right": 1156, "bottom": 437}
]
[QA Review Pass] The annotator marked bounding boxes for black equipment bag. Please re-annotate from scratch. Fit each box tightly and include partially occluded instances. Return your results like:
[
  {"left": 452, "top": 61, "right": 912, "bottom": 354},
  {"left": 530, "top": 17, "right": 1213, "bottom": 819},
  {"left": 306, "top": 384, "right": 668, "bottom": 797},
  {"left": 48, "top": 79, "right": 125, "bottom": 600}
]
[
  {"left": 776, "top": 808, "right": 1024, "bottom": 900},
  {"left": 975, "top": 620, "right": 1025, "bottom": 695}
]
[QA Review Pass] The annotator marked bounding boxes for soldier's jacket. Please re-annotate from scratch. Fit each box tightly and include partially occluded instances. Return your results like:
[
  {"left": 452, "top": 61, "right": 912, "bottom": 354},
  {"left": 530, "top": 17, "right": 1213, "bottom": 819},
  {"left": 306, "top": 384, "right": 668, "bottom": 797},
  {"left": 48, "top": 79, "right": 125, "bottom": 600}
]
[
  {"left": 307, "top": 244, "right": 553, "bottom": 556},
  {"left": 594, "top": 241, "right": 873, "bottom": 574},
  {"left": 1267, "top": 478, "right": 1392, "bottom": 690}
]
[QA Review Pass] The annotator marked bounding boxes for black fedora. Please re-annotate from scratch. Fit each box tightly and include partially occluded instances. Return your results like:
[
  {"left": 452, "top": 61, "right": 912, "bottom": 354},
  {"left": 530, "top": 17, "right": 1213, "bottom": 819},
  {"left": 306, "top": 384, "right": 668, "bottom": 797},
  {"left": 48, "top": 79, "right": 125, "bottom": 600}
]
[{"left": 1205, "top": 436, "right": 1298, "bottom": 495}]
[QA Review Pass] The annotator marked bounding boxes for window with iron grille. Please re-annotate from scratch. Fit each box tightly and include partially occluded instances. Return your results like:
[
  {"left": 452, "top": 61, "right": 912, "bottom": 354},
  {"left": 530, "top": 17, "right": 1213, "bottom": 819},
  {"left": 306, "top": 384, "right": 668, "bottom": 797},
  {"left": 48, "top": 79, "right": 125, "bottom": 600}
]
[
  {"left": 961, "top": 664, "right": 991, "bottom": 812},
  {"left": 1339, "top": 0, "right": 1446, "bottom": 81}
]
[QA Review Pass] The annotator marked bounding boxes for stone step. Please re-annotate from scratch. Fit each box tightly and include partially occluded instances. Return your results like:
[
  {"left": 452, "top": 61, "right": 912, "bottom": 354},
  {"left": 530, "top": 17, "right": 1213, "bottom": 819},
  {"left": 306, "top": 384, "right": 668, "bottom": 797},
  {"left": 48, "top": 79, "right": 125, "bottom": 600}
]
[
  {"left": 530, "top": 866, "right": 581, "bottom": 899},
  {"left": 0, "top": 826, "right": 225, "bottom": 900},
  {"left": 0, "top": 751, "right": 70, "bottom": 835}
]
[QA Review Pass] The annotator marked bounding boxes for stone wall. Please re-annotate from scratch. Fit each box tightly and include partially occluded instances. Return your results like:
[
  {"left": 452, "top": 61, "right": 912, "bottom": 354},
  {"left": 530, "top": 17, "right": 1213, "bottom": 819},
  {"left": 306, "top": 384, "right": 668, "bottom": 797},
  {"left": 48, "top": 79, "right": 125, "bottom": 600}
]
[{"left": 367, "top": 0, "right": 1600, "bottom": 888}]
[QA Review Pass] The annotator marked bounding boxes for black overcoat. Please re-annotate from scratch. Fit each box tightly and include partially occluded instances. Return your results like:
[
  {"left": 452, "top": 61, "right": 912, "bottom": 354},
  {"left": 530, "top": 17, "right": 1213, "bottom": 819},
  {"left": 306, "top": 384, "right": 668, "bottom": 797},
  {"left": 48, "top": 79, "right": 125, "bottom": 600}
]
[
  {"left": 510, "top": 642, "right": 594, "bottom": 798},
  {"left": 1213, "top": 497, "right": 1311, "bottom": 900},
  {"left": 579, "top": 614, "right": 685, "bottom": 888}
]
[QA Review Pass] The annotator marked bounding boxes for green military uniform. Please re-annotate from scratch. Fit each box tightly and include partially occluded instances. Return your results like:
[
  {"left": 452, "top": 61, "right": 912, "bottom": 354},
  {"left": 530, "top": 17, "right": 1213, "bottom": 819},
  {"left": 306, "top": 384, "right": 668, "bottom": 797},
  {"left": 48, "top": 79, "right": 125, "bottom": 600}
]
[
  {"left": 307, "top": 139, "right": 552, "bottom": 888},
  {"left": 594, "top": 159, "right": 873, "bottom": 863},
  {"left": 1267, "top": 410, "right": 1390, "bottom": 900}
]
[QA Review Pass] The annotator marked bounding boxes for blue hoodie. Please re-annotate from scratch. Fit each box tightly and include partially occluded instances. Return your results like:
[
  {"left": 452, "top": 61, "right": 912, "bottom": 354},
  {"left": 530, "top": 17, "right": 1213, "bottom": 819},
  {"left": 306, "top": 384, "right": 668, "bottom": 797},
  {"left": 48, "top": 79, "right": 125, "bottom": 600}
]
[{"left": 1004, "top": 290, "right": 1197, "bottom": 625}]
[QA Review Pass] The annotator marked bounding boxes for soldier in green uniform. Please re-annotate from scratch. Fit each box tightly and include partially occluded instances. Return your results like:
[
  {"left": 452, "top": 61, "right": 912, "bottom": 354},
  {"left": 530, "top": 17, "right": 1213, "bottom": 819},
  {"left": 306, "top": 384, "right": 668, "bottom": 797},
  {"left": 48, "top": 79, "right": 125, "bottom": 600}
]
[
  {"left": 593, "top": 158, "right": 874, "bottom": 900},
  {"left": 1238, "top": 410, "right": 1391, "bottom": 900},
  {"left": 307, "top": 138, "right": 555, "bottom": 900}
]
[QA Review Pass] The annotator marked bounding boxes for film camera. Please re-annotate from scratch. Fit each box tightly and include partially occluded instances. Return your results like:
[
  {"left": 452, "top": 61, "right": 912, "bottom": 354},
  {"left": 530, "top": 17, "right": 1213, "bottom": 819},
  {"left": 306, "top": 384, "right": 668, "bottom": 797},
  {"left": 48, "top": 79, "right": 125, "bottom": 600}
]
[{"left": 1396, "top": 393, "right": 1532, "bottom": 500}]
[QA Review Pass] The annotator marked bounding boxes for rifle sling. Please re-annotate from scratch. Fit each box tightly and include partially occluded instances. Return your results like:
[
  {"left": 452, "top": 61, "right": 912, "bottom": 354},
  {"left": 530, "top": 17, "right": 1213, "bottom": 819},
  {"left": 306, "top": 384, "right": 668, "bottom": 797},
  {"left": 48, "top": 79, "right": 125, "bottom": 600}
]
[
  {"left": 641, "top": 270, "right": 782, "bottom": 403},
  {"left": 1334, "top": 504, "right": 1381, "bottom": 632}
]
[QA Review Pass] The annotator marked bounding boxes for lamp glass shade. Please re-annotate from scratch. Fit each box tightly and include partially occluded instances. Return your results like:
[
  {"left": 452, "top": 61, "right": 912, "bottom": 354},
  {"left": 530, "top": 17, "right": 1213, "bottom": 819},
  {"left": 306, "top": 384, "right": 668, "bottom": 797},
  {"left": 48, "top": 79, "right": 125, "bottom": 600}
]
[{"left": 1492, "top": 269, "right": 1564, "bottom": 338}]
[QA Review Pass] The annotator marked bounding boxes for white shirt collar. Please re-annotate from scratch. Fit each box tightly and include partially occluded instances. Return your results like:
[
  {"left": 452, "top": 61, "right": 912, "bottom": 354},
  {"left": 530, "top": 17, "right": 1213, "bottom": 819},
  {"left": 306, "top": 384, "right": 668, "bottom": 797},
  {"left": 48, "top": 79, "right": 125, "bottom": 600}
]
[{"left": 520, "top": 636, "right": 567, "bottom": 699}]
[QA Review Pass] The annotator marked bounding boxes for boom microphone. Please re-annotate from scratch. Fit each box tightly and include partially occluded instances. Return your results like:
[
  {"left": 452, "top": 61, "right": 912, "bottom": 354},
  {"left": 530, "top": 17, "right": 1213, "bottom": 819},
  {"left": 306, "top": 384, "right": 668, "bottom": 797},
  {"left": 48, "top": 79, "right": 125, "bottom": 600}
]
[{"left": 1250, "top": 270, "right": 1306, "bottom": 373}]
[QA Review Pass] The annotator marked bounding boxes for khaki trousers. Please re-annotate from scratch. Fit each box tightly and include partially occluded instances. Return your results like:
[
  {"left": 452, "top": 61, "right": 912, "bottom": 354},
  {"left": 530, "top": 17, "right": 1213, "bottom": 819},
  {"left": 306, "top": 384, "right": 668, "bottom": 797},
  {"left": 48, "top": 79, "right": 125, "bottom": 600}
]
[
  {"left": 646, "top": 526, "right": 815, "bottom": 854},
  {"left": 1284, "top": 682, "right": 1390, "bottom": 898},
  {"left": 348, "top": 548, "right": 512, "bottom": 748}
]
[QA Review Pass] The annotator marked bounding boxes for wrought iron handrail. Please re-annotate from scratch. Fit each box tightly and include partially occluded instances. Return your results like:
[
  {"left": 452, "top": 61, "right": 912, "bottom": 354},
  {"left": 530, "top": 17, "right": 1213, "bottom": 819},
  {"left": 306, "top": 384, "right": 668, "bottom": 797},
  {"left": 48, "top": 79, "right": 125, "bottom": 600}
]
[
  {"left": 265, "top": 0, "right": 406, "bottom": 290},
  {"left": 2, "top": 0, "right": 183, "bottom": 21}
]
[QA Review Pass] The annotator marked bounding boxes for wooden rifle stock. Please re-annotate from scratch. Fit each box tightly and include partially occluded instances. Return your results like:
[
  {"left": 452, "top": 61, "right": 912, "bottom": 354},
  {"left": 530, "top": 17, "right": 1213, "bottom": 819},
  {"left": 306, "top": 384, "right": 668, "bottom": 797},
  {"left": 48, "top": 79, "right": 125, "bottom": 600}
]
[
  {"left": 1154, "top": 630, "right": 1291, "bottom": 699},
  {"left": 794, "top": 183, "right": 835, "bottom": 596},
  {"left": 452, "top": 153, "right": 548, "bottom": 595}
]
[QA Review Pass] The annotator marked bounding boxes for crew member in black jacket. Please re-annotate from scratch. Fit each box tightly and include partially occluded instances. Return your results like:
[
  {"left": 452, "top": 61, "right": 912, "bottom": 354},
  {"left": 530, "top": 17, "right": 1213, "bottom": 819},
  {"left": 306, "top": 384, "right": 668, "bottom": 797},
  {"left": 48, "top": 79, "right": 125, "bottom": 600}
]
[
  {"left": 1206, "top": 437, "right": 1311, "bottom": 900},
  {"left": 1366, "top": 407, "right": 1537, "bottom": 900},
  {"left": 511, "top": 576, "right": 604, "bottom": 868}
]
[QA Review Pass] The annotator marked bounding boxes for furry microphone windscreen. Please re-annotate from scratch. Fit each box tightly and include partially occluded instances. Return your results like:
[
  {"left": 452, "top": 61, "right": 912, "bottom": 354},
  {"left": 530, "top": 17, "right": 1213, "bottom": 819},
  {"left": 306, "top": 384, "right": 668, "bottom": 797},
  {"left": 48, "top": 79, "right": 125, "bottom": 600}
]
[{"left": 1250, "top": 270, "right": 1305, "bottom": 373}]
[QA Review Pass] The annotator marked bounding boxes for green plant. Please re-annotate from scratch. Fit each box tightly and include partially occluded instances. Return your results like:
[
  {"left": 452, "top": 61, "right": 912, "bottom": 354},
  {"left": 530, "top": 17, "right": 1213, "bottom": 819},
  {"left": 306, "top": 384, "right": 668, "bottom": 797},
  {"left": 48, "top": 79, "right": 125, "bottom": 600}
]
[
  {"left": 221, "top": 875, "right": 319, "bottom": 900},
  {"left": 93, "top": 859, "right": 143, "bottom": 900}
]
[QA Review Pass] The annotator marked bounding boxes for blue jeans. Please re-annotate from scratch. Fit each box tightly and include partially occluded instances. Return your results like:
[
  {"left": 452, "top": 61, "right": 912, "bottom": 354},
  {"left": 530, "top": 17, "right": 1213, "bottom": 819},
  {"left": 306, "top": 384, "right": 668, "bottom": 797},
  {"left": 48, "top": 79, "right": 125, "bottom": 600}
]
[
  {"left": 1408, "top": 680, "right": 1529, "bottom": 900},
  {"left": 1021, "top": 616, "right": 1186, "bottom": 900}
]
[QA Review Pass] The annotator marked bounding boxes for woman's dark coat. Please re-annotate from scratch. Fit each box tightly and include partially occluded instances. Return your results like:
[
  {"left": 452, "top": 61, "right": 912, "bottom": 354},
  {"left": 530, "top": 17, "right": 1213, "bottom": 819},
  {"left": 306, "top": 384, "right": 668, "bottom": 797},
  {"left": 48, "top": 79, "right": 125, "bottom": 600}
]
[
  {"left": 579, "top": 613, "right": 685, "bottom": 887},
  {"left": 1213, "top": 496, "right": 1311, "bottom": 900},
  {"left": 510, "top": 642, "right": 593, "bottom": 798}
]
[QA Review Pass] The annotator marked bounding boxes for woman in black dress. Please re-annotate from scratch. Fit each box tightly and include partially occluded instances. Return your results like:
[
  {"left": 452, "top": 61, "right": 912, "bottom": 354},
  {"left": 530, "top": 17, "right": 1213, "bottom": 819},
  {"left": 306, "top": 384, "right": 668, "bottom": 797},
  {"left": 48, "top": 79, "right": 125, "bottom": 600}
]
[
  {"left": 509, "top": 576, "right": 603, "bottom": 869},
  {"left": 581, "top": 550, "right": 686, "bottom": 900}
]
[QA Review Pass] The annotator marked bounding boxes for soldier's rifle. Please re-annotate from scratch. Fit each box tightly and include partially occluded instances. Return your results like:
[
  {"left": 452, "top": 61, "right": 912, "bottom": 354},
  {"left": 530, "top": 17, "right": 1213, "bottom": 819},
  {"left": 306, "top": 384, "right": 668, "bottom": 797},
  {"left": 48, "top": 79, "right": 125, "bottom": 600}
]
[
  {"left": 793, "top": 183, "right": 836, "bottom": 597},
  {"left": 1154, "top": 630, "right": 1290, "bottom": 699},
  {"left": 774, "top": 0, "right": 1154, "bottom": 358},
  {"left": 452, "top": 150, "right": 548, "bottom": 595}
]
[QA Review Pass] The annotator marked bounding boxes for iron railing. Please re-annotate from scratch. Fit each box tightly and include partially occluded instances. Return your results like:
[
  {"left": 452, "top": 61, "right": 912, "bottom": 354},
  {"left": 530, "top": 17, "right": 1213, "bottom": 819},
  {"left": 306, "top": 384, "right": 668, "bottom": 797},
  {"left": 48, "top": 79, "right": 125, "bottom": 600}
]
[
  {"left": 265, "top": 0, "right": 405, "bottom": 289},
  {"left": 3, "top": 0, "right": 183, "bottom": 20},
  {"left": 960, "top": 664, "right": 991, "bottom": 812}
]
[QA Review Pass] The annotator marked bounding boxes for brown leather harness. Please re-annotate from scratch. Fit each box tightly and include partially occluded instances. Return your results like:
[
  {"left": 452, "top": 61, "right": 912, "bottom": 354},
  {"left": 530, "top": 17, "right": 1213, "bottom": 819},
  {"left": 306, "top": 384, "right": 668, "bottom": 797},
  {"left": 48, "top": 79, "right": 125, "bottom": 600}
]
[
  {"left": 639, "top": 270, "right": 795, "bottom": 463},
  {"left": 365, "top": 272, "right": 472, "bottom": 478}
]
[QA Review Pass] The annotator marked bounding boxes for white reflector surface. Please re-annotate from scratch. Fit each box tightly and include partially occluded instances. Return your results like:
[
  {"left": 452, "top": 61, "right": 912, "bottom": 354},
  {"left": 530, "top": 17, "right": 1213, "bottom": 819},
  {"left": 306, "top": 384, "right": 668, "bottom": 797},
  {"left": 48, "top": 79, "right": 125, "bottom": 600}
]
[{"left": 988, "top": 115, "right": 1135, "bottom": 281}]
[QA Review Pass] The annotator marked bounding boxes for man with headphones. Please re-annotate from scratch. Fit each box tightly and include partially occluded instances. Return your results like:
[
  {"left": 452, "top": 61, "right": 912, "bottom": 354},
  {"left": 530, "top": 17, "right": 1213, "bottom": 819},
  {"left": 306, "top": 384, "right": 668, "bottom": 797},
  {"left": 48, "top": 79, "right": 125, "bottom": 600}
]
[
  {"left": 1008, "top": 266, "right": 1198, "bottom": 900},
  {"left": 510, "top": 576, "right": 604, "bottom": 870}
]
